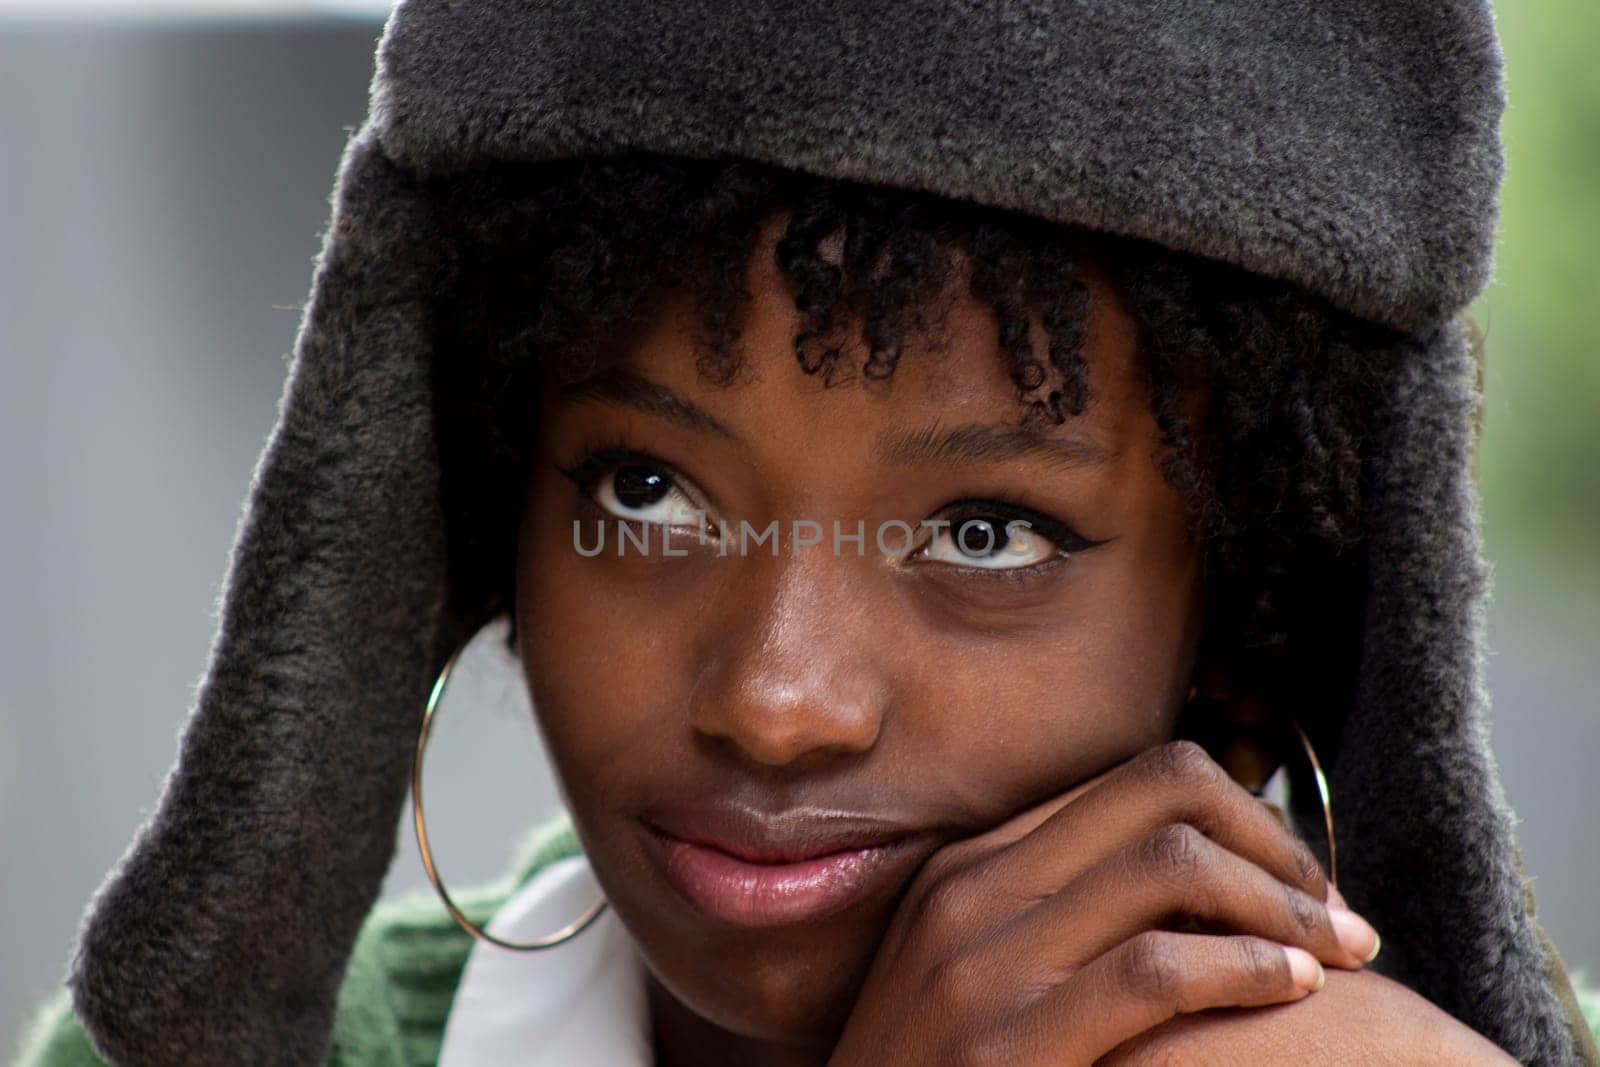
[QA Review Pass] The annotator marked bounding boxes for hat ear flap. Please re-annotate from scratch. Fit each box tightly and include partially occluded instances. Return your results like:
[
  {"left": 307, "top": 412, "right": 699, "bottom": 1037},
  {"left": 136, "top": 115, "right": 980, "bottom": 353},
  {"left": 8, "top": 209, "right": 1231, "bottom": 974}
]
[
  {"left": 1331, "top": 316, "right": 1582, "bottom": 1061},
  {"left": 1463, "top": 308, "right": 1488, "bottom": 487},
  {"left": 66, "top": 128, "right": 466, "bottom": 1066}
]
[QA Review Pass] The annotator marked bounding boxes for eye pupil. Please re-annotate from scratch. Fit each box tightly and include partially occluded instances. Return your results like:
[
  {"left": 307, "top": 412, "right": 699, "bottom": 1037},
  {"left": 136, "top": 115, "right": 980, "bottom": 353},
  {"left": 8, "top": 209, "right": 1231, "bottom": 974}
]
[
  {"left": 614, "top": 465, "right": 669, "bottom": 509},
  {"left": 956, "top": 518, "right": 1001, "bottom": 557}
]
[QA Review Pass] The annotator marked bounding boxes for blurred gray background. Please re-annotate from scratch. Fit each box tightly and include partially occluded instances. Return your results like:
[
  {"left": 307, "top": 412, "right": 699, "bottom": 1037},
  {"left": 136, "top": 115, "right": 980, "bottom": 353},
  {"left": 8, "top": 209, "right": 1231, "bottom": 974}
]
[{"left": 2, "top": 12, "right": 1595, "bottom": 1058}]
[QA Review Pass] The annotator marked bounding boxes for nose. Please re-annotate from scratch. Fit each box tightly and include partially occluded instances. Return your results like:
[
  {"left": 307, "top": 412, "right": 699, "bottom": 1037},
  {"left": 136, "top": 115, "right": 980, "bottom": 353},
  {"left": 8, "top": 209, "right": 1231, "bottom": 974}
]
[{"left": 688, "top": 553, "right": 891, "bottom": 770}]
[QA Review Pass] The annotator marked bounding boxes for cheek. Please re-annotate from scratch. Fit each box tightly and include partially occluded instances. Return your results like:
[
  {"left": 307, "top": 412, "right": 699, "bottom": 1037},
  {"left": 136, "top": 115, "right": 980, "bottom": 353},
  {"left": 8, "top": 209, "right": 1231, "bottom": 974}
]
[
  {"left": 901, "top": 602, "right": 1192, "bottom": 814},
  {"left": 514, "top": 469, "right": 702, "bottom": 802},
  {"left": 901, "top": 537, "right": 1201, "bottom": 810},
  {"left": 518, "top": 567, "right": 648, "bottom": 789},
  {"left": 1059, "top": 514, "right": 1203, "bottom": 741}
]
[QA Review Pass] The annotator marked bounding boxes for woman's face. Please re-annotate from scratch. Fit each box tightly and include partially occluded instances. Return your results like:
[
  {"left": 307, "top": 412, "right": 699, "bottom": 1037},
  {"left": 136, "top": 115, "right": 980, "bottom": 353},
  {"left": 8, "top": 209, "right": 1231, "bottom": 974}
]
[{"left": 514, "top": 215, "right": 1206, "bottom": 1057}]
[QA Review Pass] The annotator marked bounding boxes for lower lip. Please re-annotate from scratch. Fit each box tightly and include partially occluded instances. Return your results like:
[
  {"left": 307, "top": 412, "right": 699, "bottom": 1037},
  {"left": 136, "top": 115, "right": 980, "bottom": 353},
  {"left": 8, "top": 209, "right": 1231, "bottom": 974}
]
[{"left": 645, "top": 827, "right": 919, "bottom": 928}]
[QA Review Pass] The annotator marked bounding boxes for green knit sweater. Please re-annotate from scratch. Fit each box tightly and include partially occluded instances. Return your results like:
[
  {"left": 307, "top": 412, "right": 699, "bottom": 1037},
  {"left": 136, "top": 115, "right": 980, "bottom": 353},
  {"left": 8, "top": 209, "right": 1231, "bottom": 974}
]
[
  {"left": 14, "top": 812, "right": 1600, "bottom": 1066},
  {"left": 13, "top": 812, "right": 585, "bottom": 1067}
]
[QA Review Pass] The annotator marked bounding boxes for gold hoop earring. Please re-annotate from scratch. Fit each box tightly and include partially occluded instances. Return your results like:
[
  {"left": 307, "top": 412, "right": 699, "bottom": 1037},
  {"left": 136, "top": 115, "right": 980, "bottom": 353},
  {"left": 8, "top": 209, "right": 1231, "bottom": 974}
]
[
  {"left": 412, "top": 641, "right": 609, "bottom": 951},
  {"left": 1289, "top": 718, "right": 1337, "bottom": 889}
]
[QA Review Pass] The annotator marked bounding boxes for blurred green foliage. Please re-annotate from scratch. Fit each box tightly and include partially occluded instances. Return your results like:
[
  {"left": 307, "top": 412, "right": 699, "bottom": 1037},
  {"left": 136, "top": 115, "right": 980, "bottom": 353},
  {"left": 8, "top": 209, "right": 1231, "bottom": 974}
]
[{"left": 1473, "top": 1, "right": 1600, "bottom": 599}]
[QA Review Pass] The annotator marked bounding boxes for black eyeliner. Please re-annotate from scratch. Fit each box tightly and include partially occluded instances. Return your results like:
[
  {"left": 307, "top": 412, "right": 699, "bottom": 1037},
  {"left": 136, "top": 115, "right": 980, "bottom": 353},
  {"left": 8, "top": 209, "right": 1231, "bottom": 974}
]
[
  {"left": 555, "top": 437, "right": 665, "bottom": 493},
  {"left": 938, "top": 498, "right": 1111, "bottom": 555}
]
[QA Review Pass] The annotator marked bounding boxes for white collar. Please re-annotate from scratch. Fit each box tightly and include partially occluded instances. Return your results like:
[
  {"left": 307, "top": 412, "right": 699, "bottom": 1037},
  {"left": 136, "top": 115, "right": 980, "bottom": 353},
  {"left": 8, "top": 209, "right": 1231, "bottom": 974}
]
[{"left": 437, "top": 852, "right": 653, "bottom": 1066}]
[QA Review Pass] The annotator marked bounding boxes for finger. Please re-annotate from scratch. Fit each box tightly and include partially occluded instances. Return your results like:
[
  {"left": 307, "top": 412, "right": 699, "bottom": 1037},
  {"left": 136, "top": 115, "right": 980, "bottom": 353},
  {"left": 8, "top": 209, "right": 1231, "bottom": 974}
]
[
  {"left": 1008, "top": 932, "right": 1322, "bottom": 1065},
  {"left": 993, "top": 821, "right": 1378, "bottom": 972},
  {"left": 912, "top": 762, "right": 1124, "bottom": 881},
  {"left": 1258, "top": 798, "right": 1353, "bottom": 912},
  {"left": 1258, "top": 797, "right": 1290, "bottom": 829},
  {"left": 967, "top": 761, "right": 1122, "bottom": 851},
  {"left": 996, "top": 741, "right": 1331, "bottom": 905}
]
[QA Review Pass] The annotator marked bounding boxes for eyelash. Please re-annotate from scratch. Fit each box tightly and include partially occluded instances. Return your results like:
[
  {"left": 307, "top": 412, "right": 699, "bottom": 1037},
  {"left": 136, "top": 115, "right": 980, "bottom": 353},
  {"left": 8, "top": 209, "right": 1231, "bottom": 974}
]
[
  {"left": 553, "top": 441, "right": 1109, "bottom": 576},
  {"left": 555, "top": 439, "right": 673, "bottom": 501}
]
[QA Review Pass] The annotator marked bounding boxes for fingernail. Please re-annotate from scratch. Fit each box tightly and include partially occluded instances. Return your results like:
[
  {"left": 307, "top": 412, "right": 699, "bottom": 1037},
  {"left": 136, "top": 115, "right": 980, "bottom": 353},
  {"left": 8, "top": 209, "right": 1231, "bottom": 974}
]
[
  {"left": 1326, "top": 882, "right": 1348, "bottom": 909},
  {"left": 1284, "top": 946, "right": 1325, "bottom": 991},
  {"left": 1329, "top": 906, "right": 1380, "bottom": 963}
]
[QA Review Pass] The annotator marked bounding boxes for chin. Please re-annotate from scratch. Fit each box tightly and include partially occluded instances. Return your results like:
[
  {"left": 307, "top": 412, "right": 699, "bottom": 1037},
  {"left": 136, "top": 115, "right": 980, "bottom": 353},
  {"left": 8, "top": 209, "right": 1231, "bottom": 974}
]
[
  {"left": 661, "top": 954, "right": 860, "bottom": 1049},
  {"left": 620, "top": 884, "right": 875, "bottom": 1049}
]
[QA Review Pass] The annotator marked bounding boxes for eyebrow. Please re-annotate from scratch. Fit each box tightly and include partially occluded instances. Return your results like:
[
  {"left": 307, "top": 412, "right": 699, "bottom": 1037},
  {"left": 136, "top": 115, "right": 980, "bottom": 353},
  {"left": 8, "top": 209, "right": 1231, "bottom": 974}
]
[
  {"left": 558, "top": 367, "right": 740, "bottom": 441},
  {"left": 874, "top": 422, "right": 1115, "bottom": 473},
  {"left": 559, "top": 367, "right": 1113, "bottom": 472}
]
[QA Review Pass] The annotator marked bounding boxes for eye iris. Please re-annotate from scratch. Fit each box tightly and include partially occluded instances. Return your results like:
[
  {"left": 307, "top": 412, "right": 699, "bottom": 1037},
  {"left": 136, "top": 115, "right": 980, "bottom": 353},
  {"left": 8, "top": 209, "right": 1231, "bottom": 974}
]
[
  {"left": 614, "top": 465, "right": 669, "bottom": 510},
  {"left": 956, "top": 518, "right": 1002, "bottom": 557}
]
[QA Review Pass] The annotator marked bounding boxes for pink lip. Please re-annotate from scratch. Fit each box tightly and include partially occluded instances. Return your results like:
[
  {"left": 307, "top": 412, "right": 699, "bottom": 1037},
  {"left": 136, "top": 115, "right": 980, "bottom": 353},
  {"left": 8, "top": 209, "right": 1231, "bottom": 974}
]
[{"left": 645, "top": 827, "right": 921, "bottom": 927}]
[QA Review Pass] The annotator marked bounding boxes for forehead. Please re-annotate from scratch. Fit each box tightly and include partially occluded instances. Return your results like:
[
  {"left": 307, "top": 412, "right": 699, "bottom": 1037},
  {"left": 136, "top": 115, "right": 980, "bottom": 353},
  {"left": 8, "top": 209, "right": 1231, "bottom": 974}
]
[{"left": 562, "top": 210, "right": 1162, "bottom": 470}]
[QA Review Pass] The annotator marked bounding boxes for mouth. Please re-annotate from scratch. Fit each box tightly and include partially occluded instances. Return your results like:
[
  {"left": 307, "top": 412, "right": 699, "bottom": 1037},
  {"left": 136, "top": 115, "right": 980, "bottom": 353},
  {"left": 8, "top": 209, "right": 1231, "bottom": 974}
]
[{"left": 639, "top": 802, "right": 929, "bottom": 928}]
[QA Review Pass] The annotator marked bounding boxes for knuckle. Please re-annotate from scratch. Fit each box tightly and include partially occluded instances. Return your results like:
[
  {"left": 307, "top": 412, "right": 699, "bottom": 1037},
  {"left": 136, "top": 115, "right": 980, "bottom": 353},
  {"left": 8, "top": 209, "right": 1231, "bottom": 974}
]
[
  {"left": 1119, "top": 931, "right": 1184, "bottom": 1005},
  {"left": 1284, "top": 883, "right": 1323, "bottom": 938},
  {"left": 1147, "top": 742, "right": 1232, "bottom": 836},
  {"left": 1288, "top": 834, "right": 1327, "bottom": 891},
  {"left": 1235, "top": 935, "right": 1288, "bottom": 988},
  {"left": 1149, "top": 739, "right": 1216, "bottom": 786},
  {"left": 1142, "top": 822, "right": 1209, "bottom": 885}
]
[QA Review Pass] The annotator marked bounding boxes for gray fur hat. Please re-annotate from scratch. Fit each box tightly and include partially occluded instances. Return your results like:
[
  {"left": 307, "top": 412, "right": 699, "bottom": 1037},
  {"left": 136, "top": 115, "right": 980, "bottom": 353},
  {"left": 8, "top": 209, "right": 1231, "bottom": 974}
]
[{"left": 62, "top": 1, "right": 1598, "bottom": 1063}]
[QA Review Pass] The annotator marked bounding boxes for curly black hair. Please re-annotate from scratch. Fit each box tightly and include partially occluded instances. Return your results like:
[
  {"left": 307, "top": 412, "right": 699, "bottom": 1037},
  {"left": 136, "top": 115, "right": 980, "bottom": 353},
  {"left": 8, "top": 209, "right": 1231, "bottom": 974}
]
[{"left": 429, "top": 154, "right": 1406, "bottom": 752}]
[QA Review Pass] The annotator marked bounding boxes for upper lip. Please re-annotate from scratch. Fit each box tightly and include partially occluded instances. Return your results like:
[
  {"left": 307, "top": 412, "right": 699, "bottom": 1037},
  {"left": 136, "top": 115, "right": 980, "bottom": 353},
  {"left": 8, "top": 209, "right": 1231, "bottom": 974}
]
[{"left": 643, "top": 797, "right": 919, "bottom": 864}]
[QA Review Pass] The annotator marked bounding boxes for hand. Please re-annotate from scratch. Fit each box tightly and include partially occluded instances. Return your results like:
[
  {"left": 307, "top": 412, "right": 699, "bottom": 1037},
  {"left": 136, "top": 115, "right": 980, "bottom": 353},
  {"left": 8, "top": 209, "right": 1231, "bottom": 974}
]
[
  {"left": 827, "top": 741, "right": 1383, "bottom": 1066},
  {"left": 1099, "top": 967, "right": 1520, "bottom": 1065}
]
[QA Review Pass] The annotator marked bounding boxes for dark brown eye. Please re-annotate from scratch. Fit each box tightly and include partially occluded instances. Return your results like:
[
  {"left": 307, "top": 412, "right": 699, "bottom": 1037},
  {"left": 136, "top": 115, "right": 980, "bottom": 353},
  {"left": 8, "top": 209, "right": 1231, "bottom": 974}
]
[
  {"left": 571, "top": 453, "right": 713, "bottom": 534},
  {"left": 955, "top": 518, "right": 1005, "bottom": 558},
  {"left": 915, "top": 501, "right": 1106, "bottom": 573},
  {"left": 919, "top": 513, "right": 1054, "bottom": 569},
  {"left": 613, "top": 464, "right": 671, "bottom": 510}
]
